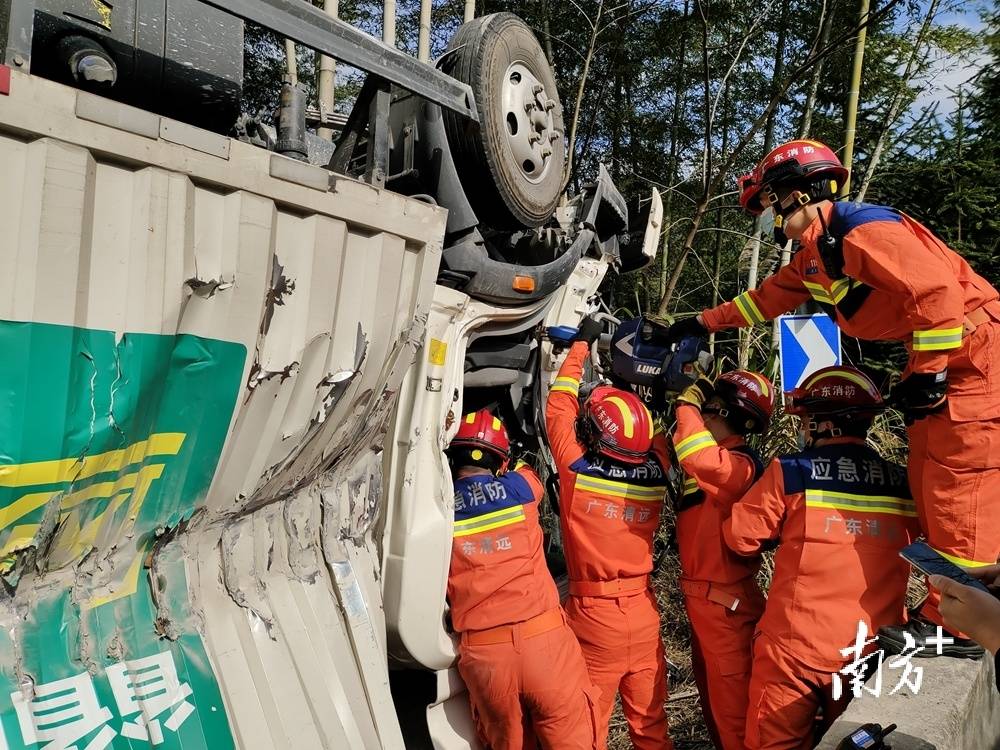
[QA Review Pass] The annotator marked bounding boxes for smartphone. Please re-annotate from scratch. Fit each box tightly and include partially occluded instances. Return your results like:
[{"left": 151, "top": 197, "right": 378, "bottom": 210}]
[{"left": 899, "top": 540, "right": 992, "bottom": 594}]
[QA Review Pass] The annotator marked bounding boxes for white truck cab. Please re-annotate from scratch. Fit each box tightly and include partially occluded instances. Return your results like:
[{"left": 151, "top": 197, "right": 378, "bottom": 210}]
[{"left": 0, "top": 3, "right": 660, "bottom": 748}]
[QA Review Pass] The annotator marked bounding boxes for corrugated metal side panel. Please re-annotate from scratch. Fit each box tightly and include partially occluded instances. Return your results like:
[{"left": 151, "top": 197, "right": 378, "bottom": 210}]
[{"left": 0, "top": 72, "right": 444, "bottom": 750}]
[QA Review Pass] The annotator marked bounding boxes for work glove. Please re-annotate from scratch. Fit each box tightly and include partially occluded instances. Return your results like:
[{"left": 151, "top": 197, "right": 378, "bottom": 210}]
[
  {"left": 676, "top": 376, "right": 715, "bottom": 409},
  {"left": 890, "top": 370, "right": 948, "bottom": 424},
  {"left": 572, "top": 315, "right": 603, "bottom": 347},
  {"left": 665, "top": 314, "right": 708, "bottom": 346}
]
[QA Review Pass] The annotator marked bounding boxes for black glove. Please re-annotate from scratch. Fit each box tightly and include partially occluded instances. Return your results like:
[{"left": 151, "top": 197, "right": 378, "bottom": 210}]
[
  {"left": 891, "top": 370, "right": 948, "bottom": 423},
  {"left": 666, "top": 315, "right": 708, "bottom": 345},
  {"left": 573, "top": 315, "right": 603, "bottom": 346}
]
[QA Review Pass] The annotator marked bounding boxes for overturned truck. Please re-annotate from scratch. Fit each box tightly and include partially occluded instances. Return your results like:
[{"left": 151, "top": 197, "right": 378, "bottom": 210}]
[{"left": 0, "top": 2, "right": 661, "bottom": 748}]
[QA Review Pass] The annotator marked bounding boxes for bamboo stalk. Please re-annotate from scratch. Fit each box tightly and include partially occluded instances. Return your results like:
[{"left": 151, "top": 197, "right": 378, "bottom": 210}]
[{"left": 841, "top": 0, "right": 870, "bottom": 198}]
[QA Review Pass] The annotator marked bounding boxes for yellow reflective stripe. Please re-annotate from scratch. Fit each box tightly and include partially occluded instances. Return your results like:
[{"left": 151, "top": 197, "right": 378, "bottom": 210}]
[
  {"left": 802, "top": 280, "right": 835, "bottom": 305},
  {"left": 454, "top": 505, "right": 526, "bottom": 537},
  {"left": 574, "top": 475, "right": 666, "bottom": 503},
  {"left": 930, "top": 546, "right": 995, "bottom": 568},
  {"left": 744, "top": 372, "right": 771, "bottom": 398},
  {"left": 805, "top": 489, "right": 917, "bottom": 517},
  {"left": 551, "top": 376, "right": 580, "bottom": 395},
  {"left": 912, "top": 327, "right": 963, "bottom": 351},
  {"left": 829, "top": 277, "right": 851, "bottom": 303},
  {"left": 674, "top": 430, "right": 717, "bottom": 461},
  {"left": 0, "top": 433, "right": 184, "bottom": 488},
  {"left": 733, "top": 292, "right": 766, "bottom": 325},
  {"left": 802, "top": 369, "right": 873, "bottom": 393},
  {"left": 683, "top": 478, "right": 699, "bottom": 495},
  {"left": 603, "top": 396, "right": 635, "bottom": 438}
]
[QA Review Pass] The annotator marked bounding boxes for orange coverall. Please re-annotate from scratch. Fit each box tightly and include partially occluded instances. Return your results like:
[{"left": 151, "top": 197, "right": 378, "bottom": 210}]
[
  {"left": 722, "top": 438, "right": 919, "bottom": 750},
  {"left": 672, "top": 404, "right": 765, "bottom": 750},
  {"left": 546, "top": 341, "right": 673, "bottom": 750},
  {"left": 701, "top": 201, "right": 1000, "bottom": 626},
  {"left": 449, "top": 463, "right": 600, "bottom": 749}
]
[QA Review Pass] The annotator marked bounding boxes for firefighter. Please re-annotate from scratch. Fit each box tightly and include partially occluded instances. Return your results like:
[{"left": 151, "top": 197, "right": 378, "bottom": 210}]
[
  {"left": 446, "top": 409, "right": 600, "bottom": 750},
  {"left": 722, "top": 367, "right": 919, "bottom": 749},
  {"left": 545, "top": 317, "right": 674, "bottom": 750},
  {"left": 666, "top": 138, "right": 1000, "bottom": 654},
  {"left": 672, "top": 368, "right": 773, "bottom": 750}
]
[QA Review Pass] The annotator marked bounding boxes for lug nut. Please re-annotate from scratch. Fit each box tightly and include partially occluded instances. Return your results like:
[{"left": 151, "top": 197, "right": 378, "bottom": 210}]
[
  {"left": 532, "top": 84, "right": 544, "bottom": 95},
  {"left": 524, "top": 101, "right": 535, "bottom": 113},
  {"left": 528, "top": 132, "right": 542, "bottom": 144},
  {"left": 540, "top": 146, "right": 552, "bottom": 158},
  {"left": 544, "top": 99, "right": 556, "bottom": 111},
  {"left": 549, "top": 131, "right": 562, "bottom": 142}
]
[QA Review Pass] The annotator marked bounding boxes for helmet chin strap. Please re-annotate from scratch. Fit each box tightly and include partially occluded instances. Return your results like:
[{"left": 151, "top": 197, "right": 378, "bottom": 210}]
[
  {"left": 803, "top": 418, "right": 842, "bottom": 447},
  {"left": 766, "top": 187, "right": 812, "bottom": 244}
]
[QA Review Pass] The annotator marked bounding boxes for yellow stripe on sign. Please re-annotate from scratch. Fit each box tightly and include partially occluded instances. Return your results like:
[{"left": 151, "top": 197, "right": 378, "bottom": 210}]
[
  {"left": 912, "top": 327, "right": 963, "bottom": 351},
  {"left": 674, "top": 431, "right": 716, "bottom": 461},
  {"left": 428, "top": 338, "right": 448, "bottom": 366},
  {"left": 805, "top": 489, "right": 917, "bottom": 517},
  {"left": 0, "top": 433, "right": 184, "bottom": 488},
  {"left": 574, "top": 476, "right": 666, "bottom": 503},
  {"left": 930, "top": 546, "right": 995, "bottom": 568},
  {"left": 603, "top": 396, "right": 635, "bottom": 438},
  {"left": 87, "top": 544, "right": 148, "bottom": 609}
]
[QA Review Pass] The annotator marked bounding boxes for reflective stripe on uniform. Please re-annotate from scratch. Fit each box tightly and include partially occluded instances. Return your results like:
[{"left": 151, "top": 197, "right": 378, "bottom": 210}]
[
  {"left": 675, "top": 430, "right": 717, "bottom": 461},
  {"left": 683, "top": 477, "right": 699, "bottom": 496},
  {"left": 550, "top": 376, "right": 580, "bottom": 395},
  {"left": 829, "top": 277, "right": 851, "bottom": 303},
  {"left": 804, "top": 489, "right": 917, "bottom": 517},
  {"left": 802, "top": 280, "right": 835, "bottom": 305},
  {"left": 912, "top": 327, "right": 963, "bottom": 351},
  {"left": 930, "top": 546, "right": 995, "bottom": 568},
  {"left": 574, "top": 474, "right": 666, "bottom": 503},
  {"left": 454, "top": 504, "right": 526, "bottom": 537},
  {"left": 733, "top": 292, "right": 766, "bottom": 325}
]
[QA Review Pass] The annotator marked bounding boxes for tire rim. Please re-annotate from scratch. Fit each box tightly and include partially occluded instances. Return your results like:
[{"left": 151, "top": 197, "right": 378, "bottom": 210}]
[{"left": 501, "top": 62, "right": 560, "bottom": 184}]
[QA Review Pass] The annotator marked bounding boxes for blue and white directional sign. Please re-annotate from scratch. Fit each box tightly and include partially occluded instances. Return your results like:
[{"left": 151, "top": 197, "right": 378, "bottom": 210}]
[{"left": 778, "top": 314, "right": 841, "bottom": 390}]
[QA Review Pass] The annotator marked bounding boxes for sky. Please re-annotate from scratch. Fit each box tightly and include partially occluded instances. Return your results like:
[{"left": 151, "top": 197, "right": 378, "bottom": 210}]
[{"left": 908, "top": 2, "right": 989, "bottom": 120}]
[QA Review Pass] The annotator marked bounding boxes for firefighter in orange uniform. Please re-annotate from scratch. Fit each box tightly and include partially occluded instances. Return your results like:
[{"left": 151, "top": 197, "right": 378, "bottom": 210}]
[
  {"left": 447, "top": 409, "right": 600, "bottom": 750},
  {"left": 723, "top": 367, "right": 919, "bottom": 749},
  {"left": 666, "top": 139, "right": 1000, "bottom": 654},
  {"left": 672, "top": 369, "right": 773, "bottom": 750},
  {"left": 545, "top": 317, "right": 674, "bottom": 750}
]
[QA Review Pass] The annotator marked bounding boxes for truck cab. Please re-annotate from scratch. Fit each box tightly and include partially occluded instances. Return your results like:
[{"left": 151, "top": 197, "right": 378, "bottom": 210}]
[{"left": 0, "top": 3, "right": 660, "bottom": 747}]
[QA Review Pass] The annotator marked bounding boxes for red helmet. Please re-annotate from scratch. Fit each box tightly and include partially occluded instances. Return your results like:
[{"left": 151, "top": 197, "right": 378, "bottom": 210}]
[
  {"left": 786, "top": 366, "right": 883, "bottom": 420},
  {"left": 451, "top": 409, "right": 511, "bottom": 471},
  {"left": 738, "top": 139, "right": 849, "bottom": 215},
  {"left": 711, "top": 370, "right": 775, "bottom": 433},
  {"left": 583, "top": 386, "right": 654, "bottom": 464}
]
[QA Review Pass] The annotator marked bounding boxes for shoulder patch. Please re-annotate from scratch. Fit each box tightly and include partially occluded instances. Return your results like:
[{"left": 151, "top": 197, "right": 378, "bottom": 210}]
[
  {"left": 502, "top": 471, "right": 537, "bottom": 502},
  {"left": 832, "top": 202, "right": 902, "bottom": 236},
  {"left": 778, "top": 454, "right": 810, "bottom": 495}
]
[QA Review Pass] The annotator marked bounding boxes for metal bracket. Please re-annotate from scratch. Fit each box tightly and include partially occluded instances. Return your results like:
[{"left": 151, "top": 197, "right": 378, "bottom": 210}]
[
  {"left": 365, "top": 81, "right": 391, "bottom": 188},
  {"left": 1, "top": 0, "right": 37, "bottom": 70},
  {"left": 200, "top": 0, "right": 478, "bottom": 122}
]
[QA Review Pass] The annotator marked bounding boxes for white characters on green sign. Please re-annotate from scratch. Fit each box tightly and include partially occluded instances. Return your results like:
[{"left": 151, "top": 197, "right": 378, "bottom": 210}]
[
  {"left": 107, "top": 651, "right": 196, "bottom": 744},
  {"left": 8, "top": 649, "right": 195, "bottom": 749},
  {"left": 11, "top": 672, "right": 116, "bottom": 750}
]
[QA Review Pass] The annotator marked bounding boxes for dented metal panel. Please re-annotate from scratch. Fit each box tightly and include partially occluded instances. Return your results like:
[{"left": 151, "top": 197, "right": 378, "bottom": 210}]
[{"left": 0, "top": 71, "right": 444, "bottom": 750}]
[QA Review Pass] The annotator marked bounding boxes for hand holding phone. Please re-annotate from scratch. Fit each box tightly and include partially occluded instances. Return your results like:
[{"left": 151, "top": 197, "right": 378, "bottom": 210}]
[{"left": 899, "top": 541, "right": 992, "bottom": 595}]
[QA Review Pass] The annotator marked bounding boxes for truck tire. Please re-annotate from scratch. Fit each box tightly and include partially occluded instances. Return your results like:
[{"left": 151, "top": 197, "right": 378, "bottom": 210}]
[{"left": 442, "top": 13, "right": 566, "bottom": 230}]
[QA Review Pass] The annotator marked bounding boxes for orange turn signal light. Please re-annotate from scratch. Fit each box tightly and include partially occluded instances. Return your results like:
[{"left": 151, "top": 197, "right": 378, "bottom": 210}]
[{"left": 512, "top": 275, "right": 535, "bottom": 293}]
